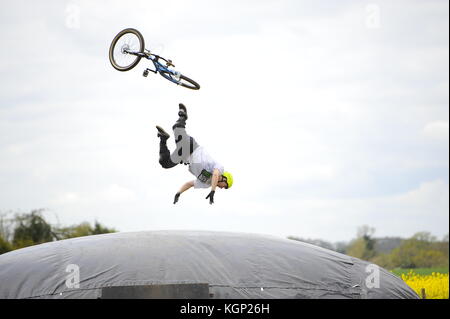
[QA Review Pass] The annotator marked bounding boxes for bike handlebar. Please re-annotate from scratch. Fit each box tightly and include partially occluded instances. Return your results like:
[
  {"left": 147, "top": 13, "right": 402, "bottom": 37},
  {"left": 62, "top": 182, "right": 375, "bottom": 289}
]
[
  {"left": 125, "top": 49, "right": 175, "bottom": 67},
  {"left": 151, "top": 54, "right": 175, "bottom": 68}
]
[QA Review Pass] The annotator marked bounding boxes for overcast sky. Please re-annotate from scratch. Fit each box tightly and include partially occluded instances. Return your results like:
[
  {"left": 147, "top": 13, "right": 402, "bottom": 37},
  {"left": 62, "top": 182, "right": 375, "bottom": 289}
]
[{"left": 0, "top": 0, "right": 448, "bottom": 242}]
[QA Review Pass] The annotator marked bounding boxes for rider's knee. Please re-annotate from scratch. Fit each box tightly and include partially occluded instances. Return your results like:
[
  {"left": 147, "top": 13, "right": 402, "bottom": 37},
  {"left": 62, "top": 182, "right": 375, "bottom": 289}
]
[{"left": 159, "top": 158, "right": 177, "bottom": 169}]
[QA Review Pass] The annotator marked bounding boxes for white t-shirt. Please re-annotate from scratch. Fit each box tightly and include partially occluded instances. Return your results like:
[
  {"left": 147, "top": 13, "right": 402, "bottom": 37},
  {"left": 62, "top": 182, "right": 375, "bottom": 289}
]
[{"left": 187, "top": 146, "right": 224, "bottom": 189}]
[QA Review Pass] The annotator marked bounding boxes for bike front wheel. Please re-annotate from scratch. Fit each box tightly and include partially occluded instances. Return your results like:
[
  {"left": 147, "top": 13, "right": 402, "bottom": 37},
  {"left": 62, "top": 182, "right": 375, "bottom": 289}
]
[
  {"left": 159, "top": 71, "right": 200, "bottom": 90},
  {"left": 109, "top": 28, "right": 145, "bottom": 71}
]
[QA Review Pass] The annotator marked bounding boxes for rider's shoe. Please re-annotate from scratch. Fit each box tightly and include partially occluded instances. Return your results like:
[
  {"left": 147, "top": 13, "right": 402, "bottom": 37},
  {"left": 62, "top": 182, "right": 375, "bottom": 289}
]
[
  {"left": 156, "top": 125, "right": 170, "bottom": 140},
  {"left": 178, "top": 103, "right": 188, "bottom": 120}
]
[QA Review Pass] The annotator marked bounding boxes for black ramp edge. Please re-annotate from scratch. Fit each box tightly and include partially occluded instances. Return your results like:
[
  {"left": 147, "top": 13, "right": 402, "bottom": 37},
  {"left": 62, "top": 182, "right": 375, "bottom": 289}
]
[{"left": 101, "top": 283, "right": 210, "bottom": 299}]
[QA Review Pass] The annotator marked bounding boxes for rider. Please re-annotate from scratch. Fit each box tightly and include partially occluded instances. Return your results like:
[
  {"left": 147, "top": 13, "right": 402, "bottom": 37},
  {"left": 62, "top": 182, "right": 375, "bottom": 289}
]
[{"left": 156, "top": 103, "right": 233, "bottom": 205}]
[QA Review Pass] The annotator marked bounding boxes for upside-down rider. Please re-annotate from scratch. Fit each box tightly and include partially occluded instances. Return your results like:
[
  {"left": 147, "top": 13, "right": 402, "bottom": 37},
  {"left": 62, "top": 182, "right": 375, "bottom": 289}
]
[{"left": 156, "top": 103, "right": 233, "bottom": 204}]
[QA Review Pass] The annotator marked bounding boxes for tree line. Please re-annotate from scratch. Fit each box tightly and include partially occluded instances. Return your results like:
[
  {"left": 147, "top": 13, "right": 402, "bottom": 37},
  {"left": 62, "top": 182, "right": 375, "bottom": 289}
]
[
  {"left": 289, "top": 225, "right": 449, "bottom": 269},
  {"left": 0, "top": 209, "right": 117, "bottom": 255},
  {"left": 1, "top": 211, "right": 448, "bottom": 271}
]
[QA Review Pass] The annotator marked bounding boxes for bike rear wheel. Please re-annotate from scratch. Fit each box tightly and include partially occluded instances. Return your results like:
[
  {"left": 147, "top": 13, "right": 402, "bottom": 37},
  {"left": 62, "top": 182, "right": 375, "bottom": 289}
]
[
  {"left": 159, "top": 71, "right": 200, "bottom": 90},
  {"left": 109, "top": 28, "right": 145, "bottom": 71}
]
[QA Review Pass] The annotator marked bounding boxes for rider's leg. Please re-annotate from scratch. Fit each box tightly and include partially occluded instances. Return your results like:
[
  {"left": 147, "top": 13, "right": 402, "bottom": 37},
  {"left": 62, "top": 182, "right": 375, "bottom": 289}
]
[
  {"left": 159, "top": 140, "right": 178, "bottom": 169},
  {"left": 172, "top": 103, "right": 188, "bottom": 130},
  {"left": 156, "top": 126, "right": 177, "bottom": 169},
  {"left": 170, "top": 104, "right": 199, "bottom": 164}
]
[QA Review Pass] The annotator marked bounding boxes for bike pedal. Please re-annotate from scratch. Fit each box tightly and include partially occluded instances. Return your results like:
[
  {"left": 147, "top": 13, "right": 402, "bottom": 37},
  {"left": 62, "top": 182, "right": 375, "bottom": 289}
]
[{"left": 143, "top": 70, "right": 149, "bottom": 77}]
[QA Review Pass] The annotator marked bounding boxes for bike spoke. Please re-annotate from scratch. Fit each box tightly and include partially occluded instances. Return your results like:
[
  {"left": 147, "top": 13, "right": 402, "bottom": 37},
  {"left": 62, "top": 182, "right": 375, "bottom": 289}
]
[{"left": 112, "top": 33, "right": 141, "bottom": 68}]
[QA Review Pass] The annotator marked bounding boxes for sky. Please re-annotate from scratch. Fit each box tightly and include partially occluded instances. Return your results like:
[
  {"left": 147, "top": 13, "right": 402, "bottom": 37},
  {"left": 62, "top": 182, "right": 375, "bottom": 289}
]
[{"left": 0, "top": 0, "right": 448, "bottom": 243}]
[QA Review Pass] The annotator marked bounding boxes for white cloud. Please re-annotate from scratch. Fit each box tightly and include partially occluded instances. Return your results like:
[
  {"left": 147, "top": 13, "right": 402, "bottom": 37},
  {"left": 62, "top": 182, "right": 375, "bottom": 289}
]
[
  {"left": 423, "top": 121, "right": 449, "bottom": 140},
  {"left": 99, "top": 184, "right": 138, "bottom": 203},
  {"left": 386, "top": 179, "right": 449, "bottom": 216},
  {"left": 0, "top": 0, "right": 448, "bottom": 243},
  {"left": 51, "top": 192, "right": 81, "bottom": 206},
  {"left": 50, "top": 184, "right": 137, "bottom": 206},
  {"left": 271, "top": 179, "right": 449, "bottom": 241}
]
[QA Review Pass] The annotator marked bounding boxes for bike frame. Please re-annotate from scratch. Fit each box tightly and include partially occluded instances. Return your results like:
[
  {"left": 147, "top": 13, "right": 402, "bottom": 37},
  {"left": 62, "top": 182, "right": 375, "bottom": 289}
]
[
  {"left": 111, "top": 29, "right": 199, "bottom": 90},
  {"left": 127, "top": 50, "right": 180, "bottom": 84}
]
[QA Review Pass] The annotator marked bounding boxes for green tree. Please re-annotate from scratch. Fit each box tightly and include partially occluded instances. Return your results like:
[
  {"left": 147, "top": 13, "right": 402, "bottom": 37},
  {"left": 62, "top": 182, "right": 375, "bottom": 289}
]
[
  {"left": 346, "top": 238, "right": 367, "bottom": 259},
  {"left": 346, "top": 225, "right": 377, "bottom": 261},
  {"left": 432, "top": 233, "right": 449, "bottom": 264},
  {"left": 92, "top": 221, "right": 116, "bottom": 235},
  {"left": 0, "top": 210, "right": 117, "bottom": 253},
  {"left": 0, "top": 212, "right": 13, "bottom": 243},
  {"left": 55, "top": 221, "right": 117, "bottom": 240},
  {"left": 412, "top": 250, "right": 447, "bottom": 268},
  {"left": 390, "top": 238, "right": 422, "bottom": 268},
  {"left": 0, "top": 234, "right": 12, "bottom": 254},
  {"left": 12, "top": 209, "right": 55, "bottom": 249},
  {"left": 390, "top": 231, "right": 448, "bottom": 268},
  {"left": 370, "top": 253, "right": 395, "bottom": 269}
]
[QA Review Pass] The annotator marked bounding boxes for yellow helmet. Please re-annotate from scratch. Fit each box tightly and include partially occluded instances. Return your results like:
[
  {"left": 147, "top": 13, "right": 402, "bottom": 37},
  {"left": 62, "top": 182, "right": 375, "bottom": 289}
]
[{"left": 222, "top": 172, "right": 233, "bottom": 189}]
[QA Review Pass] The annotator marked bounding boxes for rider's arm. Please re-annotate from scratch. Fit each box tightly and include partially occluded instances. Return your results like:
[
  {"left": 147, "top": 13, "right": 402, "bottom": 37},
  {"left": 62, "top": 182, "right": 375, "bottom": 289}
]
[
  {"left": 179, "top": 180, "right": 195, "bottom": 194},
  {"left": 173, "top": 180, "right": 195, "bottom": 205},
  {"left": 211, "top": 169, "right": 220, "bottom": 191}
]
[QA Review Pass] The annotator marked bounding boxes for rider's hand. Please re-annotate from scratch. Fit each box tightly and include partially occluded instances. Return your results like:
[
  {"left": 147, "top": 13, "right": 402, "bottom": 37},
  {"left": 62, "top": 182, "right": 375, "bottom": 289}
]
[
  {"left": 174, "top": 192, "right": 181, "bottom": 204},
  {"left": 205, "top": 191, "right": 215, "bottom": 205}
]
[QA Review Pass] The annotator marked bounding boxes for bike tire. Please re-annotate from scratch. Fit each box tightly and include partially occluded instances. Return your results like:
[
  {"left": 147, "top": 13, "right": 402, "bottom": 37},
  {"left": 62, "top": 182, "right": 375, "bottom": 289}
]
[
  {"left": 159, "top": 71, "right": 201, "bottom": 90},
  {"left": 109, "top": 28, "right": 145, "bottom": 72}
]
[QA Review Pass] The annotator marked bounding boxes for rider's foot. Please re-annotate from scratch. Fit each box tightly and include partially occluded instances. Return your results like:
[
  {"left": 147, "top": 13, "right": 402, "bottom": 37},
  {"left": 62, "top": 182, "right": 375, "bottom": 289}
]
[
  {"left": 178, "top": 103, "right": 188, "bottom": 120},
  {"left": 156, "top": 125, "right": 170, "bottom": 140}
]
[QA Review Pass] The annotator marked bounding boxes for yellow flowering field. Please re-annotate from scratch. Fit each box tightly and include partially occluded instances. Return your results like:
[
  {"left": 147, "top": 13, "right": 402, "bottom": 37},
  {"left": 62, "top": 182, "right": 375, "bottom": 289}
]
[{"left": 401, "top": 270, "right": 449, "bottom": 299}]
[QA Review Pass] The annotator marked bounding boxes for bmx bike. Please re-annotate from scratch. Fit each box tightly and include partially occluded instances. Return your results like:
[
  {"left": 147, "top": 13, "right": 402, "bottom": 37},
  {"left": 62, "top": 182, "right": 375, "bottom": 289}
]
[{"left": 109, "top": 28, "right": 200, "bottom": 90}]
